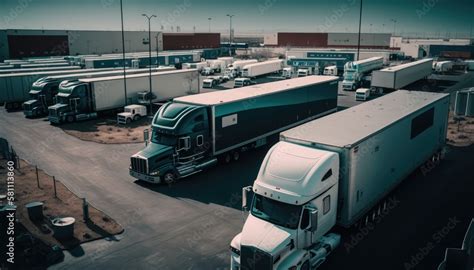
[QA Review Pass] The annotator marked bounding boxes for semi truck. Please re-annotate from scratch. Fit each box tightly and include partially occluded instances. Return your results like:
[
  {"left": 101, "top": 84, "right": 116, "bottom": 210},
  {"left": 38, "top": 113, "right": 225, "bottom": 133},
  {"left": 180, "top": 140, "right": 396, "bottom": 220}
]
[
  {"left": 23, "top": 67, "right": 173, "bottom": 117},
  {"left": 371, "top": 58, "right": 433, "bottom": 93},
  {"left": 48, "top": 69, "right": 199, "bottom": 124},
  {"left": 434, "top": 61, "right": 453, "bottom": 73},
  {"left": 0, "top": 68, "right": 101, "bottom": 110},
  {"left": 342, "top": 57, "right": 384, "bottom": 91},
  {"left": 231, "top": 90, "right": 450, "bottom": 270},
  {"left": 242, "top": 60, "right": 284, "bottom": 78},
  {"left": 129, "top": 76, "right": 339, "bottom": 184},
  {"left": 225, "top": 59, "right": 258, "bottom": 78}
]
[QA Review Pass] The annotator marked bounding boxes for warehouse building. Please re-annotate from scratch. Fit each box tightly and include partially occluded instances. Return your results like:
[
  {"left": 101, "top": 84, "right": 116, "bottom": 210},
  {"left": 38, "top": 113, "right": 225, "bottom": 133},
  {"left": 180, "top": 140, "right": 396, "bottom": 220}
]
[
  {"left": 0, "top": 29, "right": 221, "bottom": 61},
  {"left": 264, "top": 32, "right": 391, "bottom": 49},
  {"left": 390, "top": 37, "right": 474, "bottom": 59}
]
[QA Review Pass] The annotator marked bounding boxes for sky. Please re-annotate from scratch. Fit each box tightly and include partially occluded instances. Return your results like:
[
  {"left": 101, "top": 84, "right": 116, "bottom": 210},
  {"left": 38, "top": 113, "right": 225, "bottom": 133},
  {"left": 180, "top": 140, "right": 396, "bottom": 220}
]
[{"left": 0, "top": 0, "right": 473, "bottom": 38}]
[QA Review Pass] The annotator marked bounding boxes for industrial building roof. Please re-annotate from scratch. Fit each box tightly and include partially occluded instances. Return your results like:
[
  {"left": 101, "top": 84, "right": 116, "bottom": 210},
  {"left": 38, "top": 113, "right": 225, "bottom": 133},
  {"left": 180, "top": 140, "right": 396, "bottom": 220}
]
[
  {"left": 174, "top": 76, "right": 338, "bottom": 106},
  {"left": 281, "top": 90, "right": 449, "bottom": 148},
  {"left": 379, "top": 58, "right": 433, "bottom": 72}
]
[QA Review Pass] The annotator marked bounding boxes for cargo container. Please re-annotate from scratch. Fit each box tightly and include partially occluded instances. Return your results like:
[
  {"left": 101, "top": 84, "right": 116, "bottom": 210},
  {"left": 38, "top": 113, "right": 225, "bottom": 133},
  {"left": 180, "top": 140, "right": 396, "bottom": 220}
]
[
  {"left": 242, "top": 60, "right": 283, "bottom": 78},
  {"left": 23, "top": 67, "right": 173, "bottom": 117},
  {"left": 371, "top": 58, "right": 433, "bottom": 92},
  {"left": 48, "top": 69, "right": 199, "bottom": 124},
  {"left": 0, "top": 68, "right": 99, "bottom": 110},
  {"left": 129, "top": 76, "right": 339, "bottom": 184},
  {"left": 231, "top": 90, "right": 450, "bottom": 270}
]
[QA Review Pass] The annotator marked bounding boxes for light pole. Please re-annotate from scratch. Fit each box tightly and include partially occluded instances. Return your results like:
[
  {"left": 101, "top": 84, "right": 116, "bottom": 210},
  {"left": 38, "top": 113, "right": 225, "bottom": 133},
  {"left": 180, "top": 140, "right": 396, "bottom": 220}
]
[
  {"left": 391, "top": 19, "right": 397, "bottom": 35},
  {"left": 208, "top": 17, "right": 212, "bottom": 32},
  {"left": 142, "top": 13, "right": 156, "bottom": 116},
  {"left": 227, "top": 14, "right": 234, "bottom": 56},
  {"left": 356, "top": 0, "right": 363, "bottom": 61},
  {"left": 120, "top": 0, "right": 127, "bottom": 106}
]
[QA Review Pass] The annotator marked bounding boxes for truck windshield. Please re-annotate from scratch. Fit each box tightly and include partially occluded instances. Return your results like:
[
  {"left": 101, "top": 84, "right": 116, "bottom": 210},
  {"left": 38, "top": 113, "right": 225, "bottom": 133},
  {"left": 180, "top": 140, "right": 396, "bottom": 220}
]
[
  {"left": 251, "top": 194, "right": 302, "bottom": 230},
  {"left": 151, "top": 131, "right": 176, "bottom": 146}
]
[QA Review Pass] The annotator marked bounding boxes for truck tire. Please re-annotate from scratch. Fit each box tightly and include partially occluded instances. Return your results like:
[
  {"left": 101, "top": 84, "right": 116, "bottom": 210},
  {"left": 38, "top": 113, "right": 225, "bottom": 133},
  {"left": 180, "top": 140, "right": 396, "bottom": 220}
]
[
  {"left": 163, "top": 172, "right": 176, "bottom": 185},
  {"left": 233, "top": 151, "right": 240, "bottom": 161},
  {"left": 126, "top": 118, "right": 132, "bottom": 124},
  {"left": 66, "top": 115, "right": 74, "bottom": 123},
  {"left": 133, "top": 115, "right": 140, "bottom": 121}
]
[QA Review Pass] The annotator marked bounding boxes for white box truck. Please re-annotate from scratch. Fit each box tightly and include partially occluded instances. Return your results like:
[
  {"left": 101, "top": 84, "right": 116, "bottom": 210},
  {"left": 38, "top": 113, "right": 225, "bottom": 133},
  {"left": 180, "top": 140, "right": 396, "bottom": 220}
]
[
  {"left": 231, "top": 90, "right": 450, "bottom": 270},
  {"left": 242, "top": 60, "right": 283, "bottom": 78},
  {"left": 48, "top": 69, "right": 199, "bottom": 124},
  {"left": 371, "top": 58, "right": 433, "bottom": 92}
]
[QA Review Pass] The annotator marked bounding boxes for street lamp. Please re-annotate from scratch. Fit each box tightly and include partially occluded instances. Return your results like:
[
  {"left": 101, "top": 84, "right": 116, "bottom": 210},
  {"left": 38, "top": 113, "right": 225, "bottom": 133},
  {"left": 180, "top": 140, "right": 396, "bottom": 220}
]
[
  {"left": 142, "top": 13, "right": 156, "bottom": 116},
  {"left": 356, "top": 0, "right": 363, "bottom": 60},
  {"left": 120, "top": 0, "right": 127, "bottom": 106},
  {"left": 391, "top": 19, "right": 397, "bottom": 35},
  {"left": 208, "top": 17, "right": 212, "bottom": 32},
  {"left": 226, "top": 14, "right": 234, "bottom": 56}
]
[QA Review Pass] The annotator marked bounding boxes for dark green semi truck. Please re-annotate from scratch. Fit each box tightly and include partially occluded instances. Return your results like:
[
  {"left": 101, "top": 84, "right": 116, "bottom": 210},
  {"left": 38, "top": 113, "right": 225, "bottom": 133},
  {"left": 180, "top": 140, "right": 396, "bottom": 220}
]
[{"left": 129, "top": 76, "right": 339, "bottom": 184}]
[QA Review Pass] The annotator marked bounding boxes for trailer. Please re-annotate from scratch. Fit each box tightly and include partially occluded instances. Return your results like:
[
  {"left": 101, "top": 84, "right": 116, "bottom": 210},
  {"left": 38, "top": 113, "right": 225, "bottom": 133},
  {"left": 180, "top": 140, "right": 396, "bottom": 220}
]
[
  {"left": 342, "top": 57, "right": 384, "bottom": 91},
  {"left": 224, "top": 59, "right": 258, "bottom": 78},
  {"left": 323, "top": 65, "right": 338, "bottom": 76},
  {"left": 0, "top": 65, "right": 81, "bottom": 75},
  {"left": 23, "top": 67, "right": 173, "bottom": 117},
  {"left": 183, "top": 62, "right": 208, "bottom": 72},
  {"left": 0, "top": 68, "right": 98, "bottom": 110},
  {"left": 434, "top": 61, "right": 454, "bottom": 73},
  {"left": 371, "top": 58, "right": 433, "bottom": 92},
  {"left": 232, "top": 90, "right": 450, "bottom": 270},
  {"left": 48, "top": 69, "right": 199, "bottom": 124},
  {"left": 241, "top": 59, "right": 284, "bottom": 78},
  {"left": 129, "top": 76, "right": 339, "bottom": 184}
]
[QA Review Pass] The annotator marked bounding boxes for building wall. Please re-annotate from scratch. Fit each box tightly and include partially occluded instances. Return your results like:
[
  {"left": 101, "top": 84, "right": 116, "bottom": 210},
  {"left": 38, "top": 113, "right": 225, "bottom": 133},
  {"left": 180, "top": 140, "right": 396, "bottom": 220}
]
[
  {"left": 264, "top": 33, "right": 278, "bottom": 46},
  {"left": 162, "top": 33, "right": 220, "bottom": 50},
  {"left": 277, "top": 33, "right": 328, "bottom": 47},
  {"left": 400, "top": 43, "right": 423, "bottom": 59},
  {"left": 327, "top": 33, "right": 391, "bottom": 48},
  {"left": 0, "top": 31, "right": 9, "bottom": 62}
]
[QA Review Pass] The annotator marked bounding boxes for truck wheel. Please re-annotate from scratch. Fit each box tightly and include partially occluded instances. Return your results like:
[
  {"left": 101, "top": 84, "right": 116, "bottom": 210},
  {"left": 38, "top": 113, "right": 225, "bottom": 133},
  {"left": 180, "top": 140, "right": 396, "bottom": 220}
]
[
  {"left": 66, "top": 115, "right": 74, "bottom": 123},
  {"left": 233, "top": 151, "right": 240, "bottom": 161},
  {"left": 133, "top": 115, "right": 140, "bottom": 121},
  {"left": 126, "top": 118, "right": 132, "bottom": 124},
  {"left": 163, "top": 172, "right": 176, "bottom": 185}
]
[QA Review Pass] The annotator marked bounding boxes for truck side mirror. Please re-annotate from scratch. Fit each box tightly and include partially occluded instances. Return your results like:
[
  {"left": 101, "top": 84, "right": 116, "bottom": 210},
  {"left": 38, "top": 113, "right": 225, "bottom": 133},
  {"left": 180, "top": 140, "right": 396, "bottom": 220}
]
[
  {"left": 309, "top": 209, "right": 318, "bottom": 233},
  {"left": 143, "top": 129, "right": 150, "bottom": 146},
  {"left": 242, "top": 186, "right": 253, "bottom": 211}
]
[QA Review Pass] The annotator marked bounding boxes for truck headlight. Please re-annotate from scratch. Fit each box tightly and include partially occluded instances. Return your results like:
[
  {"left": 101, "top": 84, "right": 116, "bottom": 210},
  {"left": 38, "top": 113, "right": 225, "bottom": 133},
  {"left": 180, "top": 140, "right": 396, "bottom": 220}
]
[
  {"left": 150, "top": 171, "right": 160, "bottom": 176},
  {"left": 230, "top": 246, "right": 240, "bottom": 256}
]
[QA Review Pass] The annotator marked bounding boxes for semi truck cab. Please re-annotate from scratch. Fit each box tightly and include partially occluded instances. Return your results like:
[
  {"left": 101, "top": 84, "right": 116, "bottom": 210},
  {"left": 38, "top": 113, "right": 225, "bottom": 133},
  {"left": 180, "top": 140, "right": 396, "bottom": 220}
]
[
  {"left": 231, "top": 141, "right": 341, "bottom": 270},
  {"left": 48, "top": 80, "right": 93, "bottom": 124},
  {"left": 130, "top": 102, "right": 216, "bottom": 184},
  {"left": 23, "top": 78, "right": 60, "bottom": 117}
]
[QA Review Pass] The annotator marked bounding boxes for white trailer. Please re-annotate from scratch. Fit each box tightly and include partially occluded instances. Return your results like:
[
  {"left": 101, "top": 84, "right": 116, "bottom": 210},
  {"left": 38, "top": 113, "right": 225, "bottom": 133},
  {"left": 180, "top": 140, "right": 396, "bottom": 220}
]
[
  {"left": 217, "top": 57, "right": 234, "bottom": 67},
  {"left": 232, "top": 90, "right": 450, "bottom": 270},
  {"left": 241, "top": 59, "right": 283, "bottom": 78},
  {"left": 371, "top": 58, "right": 433, "bottom": 92},
  {"left": 225, "top": 59, "right": 258, "bottom": 77},
  {"left": 323, "top": 65, "right": 338, "bottom": 76},
  {"left": 48, "top": 69, "right": 200, "bottom": 123},
  {"left": 0, "top": 65, "right": 81, "bottom": 75},
  {"left": 207, "top": 59, "right": 226, "bottom": 73},
  {"left": 183, "top": 62, "right": 208, "bottom": 71}
]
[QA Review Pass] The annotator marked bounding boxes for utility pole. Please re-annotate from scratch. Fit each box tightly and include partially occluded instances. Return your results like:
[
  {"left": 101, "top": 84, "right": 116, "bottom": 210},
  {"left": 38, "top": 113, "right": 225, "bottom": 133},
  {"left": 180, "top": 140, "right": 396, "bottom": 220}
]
[
  {"left": 120, "top": 0, "right": 127, "bottom": 105},
  {"left": 227, "top": 14, "right": 234, "bottom": 56},
  {"left": 356, "top": 0, "right": 363, "bottom": 61},
  {"left": 208, "top": 17, "right": 212, "bottom": 32},
  {"left": 391, "top": 19, "right": 397, "bottom": 36},
  {"left": 142, "top": 13, "right": 156, "bottom": 116}
]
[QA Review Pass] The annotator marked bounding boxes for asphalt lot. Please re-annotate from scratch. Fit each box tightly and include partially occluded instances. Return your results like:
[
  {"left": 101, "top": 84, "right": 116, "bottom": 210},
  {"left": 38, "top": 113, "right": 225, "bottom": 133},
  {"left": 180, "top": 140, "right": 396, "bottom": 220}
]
[{"left": 0, "top": 72, "right": 472, "bottom": 270}]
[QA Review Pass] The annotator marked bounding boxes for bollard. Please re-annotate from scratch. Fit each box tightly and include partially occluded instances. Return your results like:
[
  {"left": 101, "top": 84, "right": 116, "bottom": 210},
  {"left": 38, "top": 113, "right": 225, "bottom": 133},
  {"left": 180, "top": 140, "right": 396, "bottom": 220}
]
[
  {"left": 53, "top": 176, "right": 57, "bottom": 198},
  {"left": 36, "top": 166, "right": 40, "bottom": 188},
  {"left": 83, "top": 198, "right": 89, "bottom": 222}
]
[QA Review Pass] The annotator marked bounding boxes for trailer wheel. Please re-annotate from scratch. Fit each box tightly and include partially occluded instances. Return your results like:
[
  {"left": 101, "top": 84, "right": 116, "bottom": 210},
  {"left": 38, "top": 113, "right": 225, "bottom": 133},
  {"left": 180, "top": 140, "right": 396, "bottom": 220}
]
[
  {"left": 163, "top": 172, "right": 176, "bottom": 185},
  {"left": 233, "top": 151, "right": 240, "bottom": 161},
  {"left": 224, "top": 153, "right": 232, "bottom": 164}
]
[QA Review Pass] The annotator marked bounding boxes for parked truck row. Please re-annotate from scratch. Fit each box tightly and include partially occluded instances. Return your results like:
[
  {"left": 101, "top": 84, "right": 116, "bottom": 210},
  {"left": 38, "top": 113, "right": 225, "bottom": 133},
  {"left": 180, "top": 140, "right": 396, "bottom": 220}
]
[
  {"left": 129, "top": 76, "right": 339, "bottom": 184},
  {"left": 231, "top": 90, "right": 450, "bottom": 270}
]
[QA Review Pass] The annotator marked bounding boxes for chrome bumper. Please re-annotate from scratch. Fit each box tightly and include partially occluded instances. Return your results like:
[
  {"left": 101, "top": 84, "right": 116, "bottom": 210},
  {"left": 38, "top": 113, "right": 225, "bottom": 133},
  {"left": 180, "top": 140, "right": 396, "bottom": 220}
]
[{"left": 129, "top": 169, "right": 161, "bottom": 183}]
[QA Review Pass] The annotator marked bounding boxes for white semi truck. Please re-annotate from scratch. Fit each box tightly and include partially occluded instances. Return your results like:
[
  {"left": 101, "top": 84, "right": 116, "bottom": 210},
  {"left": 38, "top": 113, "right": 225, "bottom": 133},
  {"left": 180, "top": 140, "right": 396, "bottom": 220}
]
[
  {"left": 242, "top": 60, "right": 284, "bottom": 78},
  {"left": 434, "top": 61, "right": 453, "bottom": 73},
  {"left": 231, "top": 90, "right": 450, "bottom": 270},
  {"left": 225, "top": 59, "right": 258, "bottom": 78},
  {"left": 342, "top": 57, "right": 384, "bottom": 91},
  {"left": 371, "top": 58, "right": 433, "bottom": 93}
]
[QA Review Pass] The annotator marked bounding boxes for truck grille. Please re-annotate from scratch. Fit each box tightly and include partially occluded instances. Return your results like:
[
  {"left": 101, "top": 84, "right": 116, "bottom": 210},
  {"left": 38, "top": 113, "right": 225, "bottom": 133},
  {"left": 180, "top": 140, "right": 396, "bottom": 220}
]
[
  {"left": 131, "top": 156, "right": 148, "bottom": 174},
  {"left": 240, "top": 245, "right": 272, "bottom": 270}
]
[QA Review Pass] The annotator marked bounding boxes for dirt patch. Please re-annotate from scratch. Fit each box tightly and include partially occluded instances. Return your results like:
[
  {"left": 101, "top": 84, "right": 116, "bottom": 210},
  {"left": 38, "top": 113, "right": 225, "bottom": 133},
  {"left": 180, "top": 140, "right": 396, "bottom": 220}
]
[
  {"left": 0, "top": 159, "right": 123, "bottom": 250},
  {"left": 446, "top": 113, "right": 474, "bottom": 147},
  {"left": 60, "top": 117, "right": 151, "bottom": 144}
]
